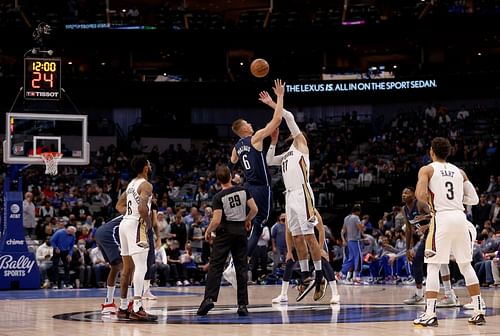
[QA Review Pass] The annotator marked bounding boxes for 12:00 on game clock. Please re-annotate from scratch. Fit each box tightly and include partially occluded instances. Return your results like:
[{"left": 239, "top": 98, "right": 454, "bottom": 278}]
[{"left": 24, "top": 57, "right": 61, "bottom": 100}]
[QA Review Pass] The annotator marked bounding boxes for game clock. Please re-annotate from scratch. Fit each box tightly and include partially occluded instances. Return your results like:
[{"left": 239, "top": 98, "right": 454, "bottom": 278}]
[{"left": 24, "top": 57, "right": 61, "bottom": 100}]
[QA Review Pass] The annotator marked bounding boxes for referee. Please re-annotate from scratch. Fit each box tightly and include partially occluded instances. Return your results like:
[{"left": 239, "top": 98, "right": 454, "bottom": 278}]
[{"left": 197, "top": 165, "right": 258, "bottom": 317}]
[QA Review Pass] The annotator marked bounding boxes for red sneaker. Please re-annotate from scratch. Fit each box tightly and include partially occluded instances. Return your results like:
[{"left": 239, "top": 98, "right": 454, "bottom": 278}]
[{"left": 101, "top": 300, "right": 117, "bottom": 314}]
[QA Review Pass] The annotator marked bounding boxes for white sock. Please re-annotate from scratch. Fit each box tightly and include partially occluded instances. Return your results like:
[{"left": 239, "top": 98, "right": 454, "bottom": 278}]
[
  {"left": 120, "top": 298, "right": 128, "bottom": 310},
  {"left": 144, "top": 280, "right": 151, "bottom": 293},
  {"left": 313, "top": 260, "right": 322, "bottom": 271},
  {"left": 329, "top": 281, "right": 338, "bottom": 296},
  {"left": 133, "top": 298, "right": 142, "bottom": 312},
  {"left": 442, "top": 279, "right": 452, "bottom": 295},
  {"left": 299, "top": 260, "right": 309, "bottom": 272},
  {"left": 347, "top": 271, "right": 353, "bottom": 280},
  {"left": 416, "top": 287, "right": 424, "bottom": 297},
  {"left": 106, "top": 286, "right": 115, "bottom": 304},
  {"left": 472, "top": 295, "right": 485, "bottom": 312},
  {"left": 281, "top": 281, "right": 289, "bottom": 296},
  {"left": 425, "top": 298, "right": 437, "bottom": 315}
]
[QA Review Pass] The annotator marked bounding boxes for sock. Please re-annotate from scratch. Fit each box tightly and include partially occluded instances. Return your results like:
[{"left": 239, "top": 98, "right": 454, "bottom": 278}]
[
  {"left": 329, "top": 281, "right": 338, "bottom": 296},
  {"left": 301, "top": 271, "right": 309, "bottom": 282},
  {"left": 346, "top": 271, "right": 353, "bottom": 280},
  {"left": 299, "top": 260, "right": 309, "bottom": 273},
  {"left": 315, "top": 270, "right": 323, "bottom": 281},
  {"left": 416, "top": 287, "right": 424, "bottom": 298},
  {"left": 120, "top": 298, "right": 128, "bottom": 310},
  {"left": 281, "top": 281, "right": 289, "bottom": 296},
  {"left": 106, "top": 286, "right": 115, "bottom": 304},
  {"left": 442, "top": 279, "right": 452, "bottom": 295},
  {"left": 144, "top": 280, "right": 151, "bottom": 294},
  {"left": 313, "top": 260, "right": 322, "bottom": 271},
  {"left": 425, "top": 298, "right": 437, "bottom": 315},
  {"left": 127, "top": 286, "right": 133, "bottom": 302},
  {"left": 472, "top": 295, "right": 484, "bottom": 312},
  {"left": 133, "top": 298, "right": 142, "bottom": 312}
]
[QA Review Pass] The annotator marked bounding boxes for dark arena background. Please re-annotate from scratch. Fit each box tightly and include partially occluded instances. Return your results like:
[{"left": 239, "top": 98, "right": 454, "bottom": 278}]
[{"left": 0, "top": 1, "right": 499, "bottom": 335}]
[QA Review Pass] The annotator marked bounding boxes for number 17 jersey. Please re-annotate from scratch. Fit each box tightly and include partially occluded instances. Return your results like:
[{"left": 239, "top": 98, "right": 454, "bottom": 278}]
[
  {"left": 235, "top": 136, "right": 270, "bottom": 186},
  {"left": 428, "top": 161, "right": 464, "bottom": 212}
]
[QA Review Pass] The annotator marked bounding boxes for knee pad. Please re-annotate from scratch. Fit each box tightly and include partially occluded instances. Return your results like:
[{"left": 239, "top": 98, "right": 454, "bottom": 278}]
[
  {"left": 426, "top": 263, "right": 441, "bottom": 292},
  {"left": 439, "top": 264, "right": 450, "bottom": 277},
  {"left": 457, "top": 262, "right": 479, "bottom": 286}
]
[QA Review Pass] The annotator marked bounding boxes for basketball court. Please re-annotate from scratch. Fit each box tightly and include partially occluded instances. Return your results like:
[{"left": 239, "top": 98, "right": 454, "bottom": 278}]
[{"left": 1, "top": 284, "right": 499, "bottom": 336}]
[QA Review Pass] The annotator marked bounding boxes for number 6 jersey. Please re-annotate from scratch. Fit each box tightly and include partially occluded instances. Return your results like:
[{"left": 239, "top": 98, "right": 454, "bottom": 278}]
[{"left": 428, "top": 161, "right": 464, "bottom": 212}]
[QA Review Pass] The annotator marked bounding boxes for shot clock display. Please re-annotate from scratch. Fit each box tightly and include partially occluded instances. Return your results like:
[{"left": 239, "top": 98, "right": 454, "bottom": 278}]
[{"left": 24, "top": 57, "right": 61, "bottom": 100}]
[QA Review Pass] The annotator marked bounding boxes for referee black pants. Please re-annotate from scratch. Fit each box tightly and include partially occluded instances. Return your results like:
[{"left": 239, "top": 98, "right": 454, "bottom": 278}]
[{"left": 204, "top": 231, "right": 248, "bottom": 306}]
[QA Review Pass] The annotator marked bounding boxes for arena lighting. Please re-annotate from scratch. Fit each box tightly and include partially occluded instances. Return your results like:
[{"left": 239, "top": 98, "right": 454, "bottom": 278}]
[{"left": 341, "top": 20, "right": 365, "bottom": 26}]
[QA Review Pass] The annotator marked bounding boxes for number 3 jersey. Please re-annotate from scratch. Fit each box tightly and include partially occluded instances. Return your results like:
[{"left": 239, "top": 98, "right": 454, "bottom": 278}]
[
  {"left": 212, "top": 186, "right": 253, "bottom": 235},
  {"left": 428, "top": 161, "right": 464, "bottom": 212},
  {"left": 235, "top": 136, "right": 270, "bottom": 186}
]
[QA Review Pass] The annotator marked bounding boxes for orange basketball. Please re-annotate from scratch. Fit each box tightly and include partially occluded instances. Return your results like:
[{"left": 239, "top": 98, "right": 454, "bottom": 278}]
[{"left": 250, "top": 58, "right": 269, "bottom": 78}]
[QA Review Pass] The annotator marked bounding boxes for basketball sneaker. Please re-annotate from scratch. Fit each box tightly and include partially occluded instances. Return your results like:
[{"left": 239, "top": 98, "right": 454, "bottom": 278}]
[
  {"left": 296, "top": 277, "right": 315, "bottom": 302},
  {"left": 436, "top": 294, "right": 460, "bottom": 308},
  {"left": 413, "top": 312, "right": 438, "bottom": 327},
  {"left": 313, "top": 279, "right": 328, "bottom": 301},
  {"left": 468, "top": 312, "right": 486, "bottom": 325},
  {"left": 272, "top": 294, "right": 288, "bottom": 304},
  {"left": 101, "top": 300, "right": 117, "bottom": 314},
  {"left": 330, "top": 294, "right": 340, "bottom": 304},
  {"left": 117, "top": 301, "right": 133, "bottom": 319},
  {"left": 130, "top": 306, "right": 158, "bottom": 321},
  {"left": 404, "top": 294, "right": 425, "bottom": 305},
  {"left": 142, "top": 289, "right": 157, "bottom": 300}
]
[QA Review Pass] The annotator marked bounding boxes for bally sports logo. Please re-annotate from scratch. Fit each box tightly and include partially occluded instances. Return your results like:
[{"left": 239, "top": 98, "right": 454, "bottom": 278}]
[{"left": 0, "top": 254, "right": 35, "bottom": 277}]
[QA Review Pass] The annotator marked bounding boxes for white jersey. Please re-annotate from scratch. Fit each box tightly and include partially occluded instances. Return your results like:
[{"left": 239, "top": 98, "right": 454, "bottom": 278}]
[
  {"left": 428, "top": 161, "right": 464, "bottom": 213},
  {"left": 281, "top": 144, "right": 310, "bottom": 191},
  {"left": 123, "top": 177, "right": 151, "bottom": 221}
]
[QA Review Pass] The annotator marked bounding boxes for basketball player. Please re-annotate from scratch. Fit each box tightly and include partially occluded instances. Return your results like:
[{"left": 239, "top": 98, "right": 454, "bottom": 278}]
[
  {"left": 223, "top": 79, "right": 284, "bottom": 284},
  {"left": 402, "top": 187, "right": 459, "bottom": 307},
  {"left": 263, "top": 95, "right": 324, "bottom": 300},
  {"left": 116, "top": 157, "right": 157, "bottom": 321},
  {"left": 94, "top": 215, "right": 124, "bottom": 314},
  {"left": 229, "top": 79, "right": 284, "bottom": 256},
  {"left": 197, "top": 165, "right": 258, "bottom": 316},
  {"left": 272, "top": 209, "right": 340, "bottom": 304},
  {"left": 413, "top": 137, "right": 485, "bottom": 326},
  {"left": 143, "top": 196, "right": 161, "bottom": 300}
]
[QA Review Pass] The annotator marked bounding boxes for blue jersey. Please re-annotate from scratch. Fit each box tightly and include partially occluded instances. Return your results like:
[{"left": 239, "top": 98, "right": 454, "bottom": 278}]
[
  {"left": 403, "top": 200, "right": 419, "bottom": 222},
  {"left": 234, "top": 136, "right": 270, "bottom": 186}
]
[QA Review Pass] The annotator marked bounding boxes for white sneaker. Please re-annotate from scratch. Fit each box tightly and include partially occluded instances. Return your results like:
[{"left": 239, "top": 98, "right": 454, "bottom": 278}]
[
  {"left": 272, "top": 294, "right": 288, "bottom": 304},
  {"left": 413, "top": 312, "right": 438, "bottom": 327},
  {"left": 222, "top": 262, "right": 237, "bottom": 289},
  {"left": 463, "top": 299, "right": 486, "bottom": 310},
  {"left": 436, "top": 294, "right": 460, "bottom": 307},
  {"left": 101, "top": 300, "right": 117, "bottom": 314},
  {"left": 176, "top": 280, "right": 183, "bottom": 286},
  {"left": 330, "top": 294, "right": 340, "bottom": 304},
  {"left": 183, "top": 280, "right": 191, "bottom": 286},
  {"left": 143, "top": 290, "right": 157, "bottom": 300}
]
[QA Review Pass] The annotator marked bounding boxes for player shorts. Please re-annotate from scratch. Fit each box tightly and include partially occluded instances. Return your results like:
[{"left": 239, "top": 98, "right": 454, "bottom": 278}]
[
  {"left": 95, "top": 219, "right": 122, "bottom": 265},
  {"left": 285, "top": 184, "right": 317, "bottom": 237},
  {"left": 119, "top": 217, "right": 148, "bottom": 256},
  {"left": 424, "top": 210, "right": 473, "bottom": 264}
]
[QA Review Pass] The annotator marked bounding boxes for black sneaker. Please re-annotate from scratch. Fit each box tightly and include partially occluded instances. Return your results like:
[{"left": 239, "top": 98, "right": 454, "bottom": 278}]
[
  {"left": 296, "top": 277, "right": 315, "bottom": 302},
  {"left": 129, "top": 306, "right": 158, "bottom": 321},
  {"left": 197, "top": 298, "right": 215, "bottom": 316},
  {"left": 237, "top": 305, "right": 249, "bottom": 316},
  {"left": 116, "top": 308, "right": 130, "bottom": 320},
  {"left": 468, "top": 313, "right": 486, "bottom": 325}
]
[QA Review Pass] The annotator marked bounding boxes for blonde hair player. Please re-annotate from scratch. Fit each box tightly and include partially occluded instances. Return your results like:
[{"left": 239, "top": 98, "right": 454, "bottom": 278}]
[{"left": 413, "top": 137, "right": 485, "bottom": 327}]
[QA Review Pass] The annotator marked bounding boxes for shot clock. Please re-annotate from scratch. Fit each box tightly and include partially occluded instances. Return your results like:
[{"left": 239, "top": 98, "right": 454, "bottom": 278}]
[{"left": 24, "top": 57, "right": 61, "bottom": 100}]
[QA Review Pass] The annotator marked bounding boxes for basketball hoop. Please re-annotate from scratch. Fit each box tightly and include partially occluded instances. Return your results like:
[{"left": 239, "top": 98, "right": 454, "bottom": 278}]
[{"left": 40, "top": 152, "right": 63, "bottom": 175}]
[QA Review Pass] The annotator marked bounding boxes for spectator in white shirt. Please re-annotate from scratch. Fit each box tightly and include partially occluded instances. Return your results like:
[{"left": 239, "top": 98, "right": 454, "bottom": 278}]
[
  {"left": 36, "top": 236, "right": 53, "bottom": 288},
  {"left": 23, "top": 192, "right": 36, "bottom": 237}
]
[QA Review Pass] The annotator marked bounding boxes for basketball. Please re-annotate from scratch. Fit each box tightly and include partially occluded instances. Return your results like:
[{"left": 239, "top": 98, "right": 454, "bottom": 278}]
[{"left": 250, "top": 58, "right": 269, "bottom": 78}]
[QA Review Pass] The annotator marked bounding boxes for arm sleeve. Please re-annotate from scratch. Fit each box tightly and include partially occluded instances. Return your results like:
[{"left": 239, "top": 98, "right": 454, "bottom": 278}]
[
  {"left": 283, "top": 109, "right": 301, "bottom": 138},
  {"left": 463, "top": 180, "right": 479, "bottom": 205},
  {"left": 266, "top": 145, "right": 285, "bottom": 166}
]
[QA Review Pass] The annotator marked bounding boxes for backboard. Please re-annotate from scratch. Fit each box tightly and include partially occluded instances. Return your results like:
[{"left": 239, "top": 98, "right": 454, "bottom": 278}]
[{"left": 3, "top": 113, "right": 89, "bottom": 165}]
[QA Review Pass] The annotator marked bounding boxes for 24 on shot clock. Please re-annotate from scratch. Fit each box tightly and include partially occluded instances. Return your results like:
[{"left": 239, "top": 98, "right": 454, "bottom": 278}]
[{"left": 24, "top": 57, "right": 61, "bottom": 100}]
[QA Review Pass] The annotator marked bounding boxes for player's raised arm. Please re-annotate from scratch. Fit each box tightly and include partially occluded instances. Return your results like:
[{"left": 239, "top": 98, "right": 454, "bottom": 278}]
[
  {"left": 253, "top": 79, "right": 285, "bottom": 144},
  {"left": 266, "top": 128, "right": 285, "bottom": 166}
]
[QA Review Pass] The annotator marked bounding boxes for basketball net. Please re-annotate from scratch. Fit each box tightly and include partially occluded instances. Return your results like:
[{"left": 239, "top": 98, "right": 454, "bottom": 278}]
[{"left": 41, "top": 152, "right": 63, "bottom": 176}]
